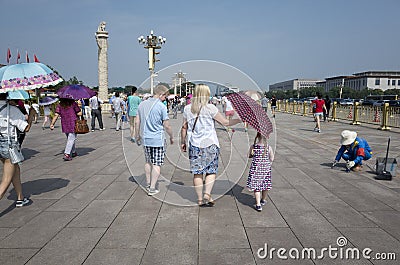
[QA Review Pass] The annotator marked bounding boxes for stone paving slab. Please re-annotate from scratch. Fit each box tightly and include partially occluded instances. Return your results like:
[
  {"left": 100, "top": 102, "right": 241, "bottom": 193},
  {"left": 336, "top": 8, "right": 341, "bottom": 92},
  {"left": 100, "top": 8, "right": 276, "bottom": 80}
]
[{"left": 0, "top": 109, "right": 399, "bottom": 264}]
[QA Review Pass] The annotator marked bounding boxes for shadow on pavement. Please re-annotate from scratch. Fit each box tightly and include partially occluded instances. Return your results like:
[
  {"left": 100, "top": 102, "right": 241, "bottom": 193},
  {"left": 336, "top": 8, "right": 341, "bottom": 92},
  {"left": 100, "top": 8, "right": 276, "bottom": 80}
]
[
  {"left": 22, "top": 148, "right": 40, "bottom": 160},
  {"left": 6, "top": 178, "right": 70, "bottom": 200},
  {"left": 320, "top": 162, "right": 347, "bottom": 171},
  {"left": 75, "top": 147, "right": 95, "bottom": 156},
  {"left": 232, "top": 184, "right": 255, "bottom": 209}
]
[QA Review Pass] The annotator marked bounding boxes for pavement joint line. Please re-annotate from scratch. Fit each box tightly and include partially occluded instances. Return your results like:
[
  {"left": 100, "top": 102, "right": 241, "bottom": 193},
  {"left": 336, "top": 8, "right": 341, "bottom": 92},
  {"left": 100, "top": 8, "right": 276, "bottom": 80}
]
[
  {"left": 138, "top": 194, "right": 164, "bottom": 264},
  {"left": 22, "top": 168, "right": 124, "bottom": 262},
  {"left": 272, "top": 158, "right": 377, "bottom": 252},
  {"left": 276, "top": 117, "right": 395, "bottom": 210},
  {"left": 81, "top": 179, "right": 141, "bottom": 264},
  {"left": 273, "top": 131, "right": 400, "bottom": 247}
]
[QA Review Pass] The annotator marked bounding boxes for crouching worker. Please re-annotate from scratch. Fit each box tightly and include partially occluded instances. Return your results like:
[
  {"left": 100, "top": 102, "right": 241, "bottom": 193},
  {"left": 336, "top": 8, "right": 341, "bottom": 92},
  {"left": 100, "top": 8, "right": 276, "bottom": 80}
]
[{"left": 333, "top": 130, "right": 372, "bottom": 171}]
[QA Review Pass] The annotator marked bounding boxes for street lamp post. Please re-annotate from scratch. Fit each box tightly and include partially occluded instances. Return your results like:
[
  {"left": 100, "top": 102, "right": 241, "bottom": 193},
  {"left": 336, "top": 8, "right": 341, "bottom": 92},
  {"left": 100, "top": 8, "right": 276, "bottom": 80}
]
[{"left": 138, "top": 30, "right": 166, "bottom": 94}]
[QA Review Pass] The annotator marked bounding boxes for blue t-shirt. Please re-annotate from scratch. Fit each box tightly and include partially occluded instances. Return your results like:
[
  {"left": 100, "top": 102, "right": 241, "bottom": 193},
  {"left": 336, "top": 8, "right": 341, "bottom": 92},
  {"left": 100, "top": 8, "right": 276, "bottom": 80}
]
[
  {"left": 137, "top": 98, "right": 169, "bottom": 147},
  {"left": 127, "top": 95, "right": 141, "bottom": 116}
]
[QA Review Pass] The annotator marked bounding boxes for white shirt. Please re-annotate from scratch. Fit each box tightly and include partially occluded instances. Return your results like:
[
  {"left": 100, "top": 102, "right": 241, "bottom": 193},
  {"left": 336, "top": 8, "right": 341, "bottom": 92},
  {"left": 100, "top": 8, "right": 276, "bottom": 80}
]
[
  {"left": 32, "top": 103, "right": 40, "bottom": 113},
  {"left": 43, "top": 106, "right": 51, "bottom": 116},
  {"left": 225, "top": 99, "right": 234, "bottom": 111},
  {"left": 0, "top": 101, "right": 28, "bottom": 137},
  {"left": 183, "top": 104, "right": 220, "bottom": 148}
]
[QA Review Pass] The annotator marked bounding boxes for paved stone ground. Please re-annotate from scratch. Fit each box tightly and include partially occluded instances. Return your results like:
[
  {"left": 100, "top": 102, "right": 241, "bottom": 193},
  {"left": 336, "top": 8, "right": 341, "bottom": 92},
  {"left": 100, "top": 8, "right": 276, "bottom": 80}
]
[{"left": 0, "top": 107, "right": 399, "bottom": 265}]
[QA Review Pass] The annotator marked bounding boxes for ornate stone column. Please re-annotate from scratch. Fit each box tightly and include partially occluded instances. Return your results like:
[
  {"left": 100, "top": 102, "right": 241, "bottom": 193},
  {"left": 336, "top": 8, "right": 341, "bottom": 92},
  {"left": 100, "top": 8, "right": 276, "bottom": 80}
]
[{"left": 95, "top": 21, "right": 109, "bottom": 101}]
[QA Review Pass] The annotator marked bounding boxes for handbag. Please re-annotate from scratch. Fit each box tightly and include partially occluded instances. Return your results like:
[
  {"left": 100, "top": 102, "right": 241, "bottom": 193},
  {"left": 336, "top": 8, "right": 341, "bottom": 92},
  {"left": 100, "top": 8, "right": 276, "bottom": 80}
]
[
  {"left": 6, "top": 104, "right": 24, "bottom": 164},
  {"left": 75, "top": 117, "right": 90, "bottom": 134}
]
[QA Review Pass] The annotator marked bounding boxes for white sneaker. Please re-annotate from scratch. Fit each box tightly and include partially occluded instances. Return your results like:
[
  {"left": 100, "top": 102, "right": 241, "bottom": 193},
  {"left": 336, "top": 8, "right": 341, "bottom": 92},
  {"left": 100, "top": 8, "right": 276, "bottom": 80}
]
[
  {"left": 147, "top": 188, "right": 160, "bottom": 196},
  {"left": 16, "top": 198, "right": 30, "bottom": 207}
]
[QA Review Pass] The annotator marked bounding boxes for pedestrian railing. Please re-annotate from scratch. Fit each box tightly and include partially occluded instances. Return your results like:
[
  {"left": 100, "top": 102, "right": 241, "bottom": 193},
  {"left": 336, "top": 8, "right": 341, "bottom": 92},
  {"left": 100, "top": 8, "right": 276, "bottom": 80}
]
[{"left": 274, "top": 100, "right": 400, "bottom": 130}]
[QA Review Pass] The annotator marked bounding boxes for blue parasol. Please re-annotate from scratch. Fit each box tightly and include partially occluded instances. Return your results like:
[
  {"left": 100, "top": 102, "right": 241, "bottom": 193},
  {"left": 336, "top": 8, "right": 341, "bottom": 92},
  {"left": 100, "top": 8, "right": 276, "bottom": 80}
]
[
  {"left": 0, "top": 62, "right": 63, "bottom": 93},
  {"left": 7, "top": 90, "right": 30, "bottom": 100}
]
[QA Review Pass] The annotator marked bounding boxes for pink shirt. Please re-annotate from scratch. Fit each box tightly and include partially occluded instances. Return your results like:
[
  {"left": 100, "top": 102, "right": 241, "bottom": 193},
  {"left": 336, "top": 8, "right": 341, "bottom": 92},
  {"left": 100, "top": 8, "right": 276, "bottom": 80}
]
[{"left": 56, "top": 102, "right": 80, "bottom": 133}]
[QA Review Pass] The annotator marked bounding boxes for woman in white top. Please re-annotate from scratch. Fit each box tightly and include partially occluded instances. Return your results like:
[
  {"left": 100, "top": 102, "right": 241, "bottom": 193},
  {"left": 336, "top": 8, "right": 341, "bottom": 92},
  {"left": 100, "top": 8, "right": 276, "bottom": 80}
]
[
  {"left": 0, "top": 93, "right": 32, "bottom": 207},
  {"left": 180, "top": 84, "right": 241, "bottom": 206},
  {"left": 42, "top": 105, "right": 51, "bottom": 129}
]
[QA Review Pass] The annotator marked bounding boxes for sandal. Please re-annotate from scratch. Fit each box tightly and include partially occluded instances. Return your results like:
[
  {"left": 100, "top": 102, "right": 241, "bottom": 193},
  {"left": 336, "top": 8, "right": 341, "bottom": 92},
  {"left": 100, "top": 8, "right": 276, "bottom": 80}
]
[
  {"left": 202, "top": 193, "right": 215, "bottom": 207},
  {"left": 197, "top": 199, "right": 204, "bottom": 206}
]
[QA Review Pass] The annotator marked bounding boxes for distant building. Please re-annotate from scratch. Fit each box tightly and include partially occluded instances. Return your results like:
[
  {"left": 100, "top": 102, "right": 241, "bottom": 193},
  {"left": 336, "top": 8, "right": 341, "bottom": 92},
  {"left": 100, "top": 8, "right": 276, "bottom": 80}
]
[
  {"left": 269, "top": 79, "right": 324, "bottom": 91},
  {"left": 270, "top": 71, "right": 400, "bottom": 93},
  {"left": 321, "top": 71, "right": 400, "bottom": 92}
]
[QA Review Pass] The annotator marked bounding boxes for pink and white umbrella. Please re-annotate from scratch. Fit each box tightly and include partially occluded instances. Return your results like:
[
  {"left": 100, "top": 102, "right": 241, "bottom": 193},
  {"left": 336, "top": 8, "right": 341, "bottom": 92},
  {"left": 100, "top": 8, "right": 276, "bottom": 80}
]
[{"left": 227, "top": 92, "right": 273, "bottom": 137}]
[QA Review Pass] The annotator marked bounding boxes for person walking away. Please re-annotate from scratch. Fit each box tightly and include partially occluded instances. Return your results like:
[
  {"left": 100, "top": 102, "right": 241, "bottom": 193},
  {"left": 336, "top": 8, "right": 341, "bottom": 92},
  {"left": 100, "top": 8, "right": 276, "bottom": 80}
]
[
  {"left": 0, "top": 93, "right": 33, "bottom": 207},
  {"left": 50, "top": 98, "right": 82, "bottom": 161},
  {"left": 89, "top": 92, "right": 104, "bottom": 131},
  {"left": 261, "top": 96, "right": 269, "bottom": 113},
  {"left": 112, "top": 92, "right": 123, "bottom": 131},
  {"left": 180, "top": 84, "right": 241, "bottom": 206},
  {"left": 247, "top": 132, "right": 274, "bottom": 212},
  {"left": 127, "top": 87, "right": 141, "bottom": 142},
  {"left": 312, "top": 93, "right": 327, "bottom": 133},
  {"left": 332, "top": 130, "right": 372, "bottom": 172},
  {"left": 84, "top": 98, "right": 91, "bottom": 120},
  {"left": 171, "top": 96, "right": 179, "bottom": 119},
  {"left": 135, "top": 85, "right": 174, "bottom": 196},
  {"left": 270, "top": 96, "right": 277, "bottom": 118},
  {"left": 121, "top": 96, "right": 128, "bottom": 123},
  {"left": 42, "top": 105, "right": 51, "bottom": 129},
  {"left": 8, "top": 99, "right": 28, "bottom": 146},
  {"left": 224, "top": 98, "right": 235, "bottom": 131},
  {"left": 324, "top": 95, "right": 332, "bottom": 122},
  {"left": 179, "top": 96, "right": 185, "bottom": 113},
  {"left": 31, "top": 102, "right": 39, "bottom": 124}
]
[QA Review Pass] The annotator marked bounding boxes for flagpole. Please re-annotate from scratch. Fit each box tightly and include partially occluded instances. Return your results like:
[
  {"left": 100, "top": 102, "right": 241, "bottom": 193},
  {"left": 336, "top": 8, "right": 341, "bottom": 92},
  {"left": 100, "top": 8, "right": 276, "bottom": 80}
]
[{"left": 7, "top": 48, "right": 11, "bottom": 64}]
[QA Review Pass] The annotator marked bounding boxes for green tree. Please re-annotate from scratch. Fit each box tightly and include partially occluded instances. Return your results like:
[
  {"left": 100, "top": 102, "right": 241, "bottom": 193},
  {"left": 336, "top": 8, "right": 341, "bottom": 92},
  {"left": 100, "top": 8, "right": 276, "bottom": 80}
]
[{"left": 383, "top": 88, "right": 400, "bottom": 95}]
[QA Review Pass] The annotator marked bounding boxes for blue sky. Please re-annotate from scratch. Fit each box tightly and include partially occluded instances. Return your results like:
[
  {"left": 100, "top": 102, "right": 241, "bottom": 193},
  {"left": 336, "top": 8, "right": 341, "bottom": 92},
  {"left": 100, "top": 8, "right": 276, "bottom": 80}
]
[{"left": 2, "top": 0, "right": 400, "bottom": 90}]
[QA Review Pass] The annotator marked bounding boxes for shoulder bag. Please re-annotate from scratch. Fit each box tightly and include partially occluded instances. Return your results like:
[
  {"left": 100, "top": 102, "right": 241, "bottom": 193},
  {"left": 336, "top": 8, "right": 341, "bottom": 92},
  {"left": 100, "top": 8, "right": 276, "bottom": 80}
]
[{"left": 6, "top": 104, "right": 24, "bottom": 164}]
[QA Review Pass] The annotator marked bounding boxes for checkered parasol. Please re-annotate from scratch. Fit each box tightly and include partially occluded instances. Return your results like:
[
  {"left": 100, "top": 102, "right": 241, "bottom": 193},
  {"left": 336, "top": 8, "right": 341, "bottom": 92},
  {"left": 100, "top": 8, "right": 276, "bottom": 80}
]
[{"left": 227, "top": 92, "right": 273, "bottom": 137}]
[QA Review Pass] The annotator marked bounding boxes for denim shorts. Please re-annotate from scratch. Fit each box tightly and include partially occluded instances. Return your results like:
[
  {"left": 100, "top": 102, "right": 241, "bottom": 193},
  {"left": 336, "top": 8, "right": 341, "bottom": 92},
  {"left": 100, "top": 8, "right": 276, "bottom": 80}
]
[
  {"left": 0, "top": 137, "right": 17, "bottom": 160},
  {"left": 189, "top": 144, "right": 220, "bottom": 175}
]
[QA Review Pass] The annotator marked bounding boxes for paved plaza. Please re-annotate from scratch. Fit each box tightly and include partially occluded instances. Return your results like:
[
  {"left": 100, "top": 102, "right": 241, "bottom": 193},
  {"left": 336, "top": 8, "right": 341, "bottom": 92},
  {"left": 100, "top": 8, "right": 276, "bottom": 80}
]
[{"left": 0, "top": 108, "right": 399, "bottom": 265}]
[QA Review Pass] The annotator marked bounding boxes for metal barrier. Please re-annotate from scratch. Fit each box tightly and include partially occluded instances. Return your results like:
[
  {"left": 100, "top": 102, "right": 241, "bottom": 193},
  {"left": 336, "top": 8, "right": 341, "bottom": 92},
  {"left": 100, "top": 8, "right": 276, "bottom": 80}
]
[{"left": 275, "top": 100, "right": 400, "bottom": 130}]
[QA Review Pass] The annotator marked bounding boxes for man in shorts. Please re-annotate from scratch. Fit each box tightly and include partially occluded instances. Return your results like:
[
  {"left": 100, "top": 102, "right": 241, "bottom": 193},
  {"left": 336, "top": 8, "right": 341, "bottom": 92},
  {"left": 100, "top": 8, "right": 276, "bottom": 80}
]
[
  {"left": 270, "top": 96, "right": 277, "bottom": 118},
  {"left": 135, "top": 85, "right": 174, "bottom": 196}
]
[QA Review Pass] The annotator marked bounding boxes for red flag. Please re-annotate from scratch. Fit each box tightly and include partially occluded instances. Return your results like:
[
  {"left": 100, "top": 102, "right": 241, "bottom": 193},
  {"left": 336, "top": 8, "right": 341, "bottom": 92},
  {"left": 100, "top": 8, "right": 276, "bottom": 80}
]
[
  {"left": 34, "top": 54, "right": 40, "bottom": 63},
  {"left": 7, "top": 48, "right": 11, "bottom": 64},
  {"left": 26, "top": 51, "right": 30, "bottom": 63},
  {"left": 16, "top": 50, "right": 21, "bottom": 63}
]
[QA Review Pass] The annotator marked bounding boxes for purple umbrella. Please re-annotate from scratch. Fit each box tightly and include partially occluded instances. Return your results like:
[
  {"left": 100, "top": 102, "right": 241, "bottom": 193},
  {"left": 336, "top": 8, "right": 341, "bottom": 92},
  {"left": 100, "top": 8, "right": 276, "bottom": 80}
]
[
  {"left": 39, "top": 96, "right": 59, "bottom": 106},
  {"left": 57, "top": 84, "right": 96, "bottom": 99}
]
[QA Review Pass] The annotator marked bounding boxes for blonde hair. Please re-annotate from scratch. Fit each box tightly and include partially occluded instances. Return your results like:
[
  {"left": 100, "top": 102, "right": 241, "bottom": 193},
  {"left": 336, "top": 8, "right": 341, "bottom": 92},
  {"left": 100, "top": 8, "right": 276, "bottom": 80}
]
[
  {"left": 191, "top": 84, "right": 210, "bottom": 115},
  {"left": 154, "top": 84, "right": 169, "bottom": 96}
]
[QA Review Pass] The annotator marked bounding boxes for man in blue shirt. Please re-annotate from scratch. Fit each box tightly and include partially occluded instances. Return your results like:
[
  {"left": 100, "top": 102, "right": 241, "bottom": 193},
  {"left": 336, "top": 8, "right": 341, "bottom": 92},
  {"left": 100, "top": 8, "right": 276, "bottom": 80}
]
[
  {"left": 333, "top": 130, "right": 372, "bottom": 171},
  {"left": 135, "top": 85, "right": 174, "bottom": 196}
]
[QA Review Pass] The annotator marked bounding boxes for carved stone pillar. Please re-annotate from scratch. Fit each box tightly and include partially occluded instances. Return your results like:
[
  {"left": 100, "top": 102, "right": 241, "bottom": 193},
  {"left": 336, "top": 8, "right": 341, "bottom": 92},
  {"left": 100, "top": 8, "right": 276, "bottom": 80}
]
[{"left": 95, "top": 21, "right": 109, "bottom": 102}]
